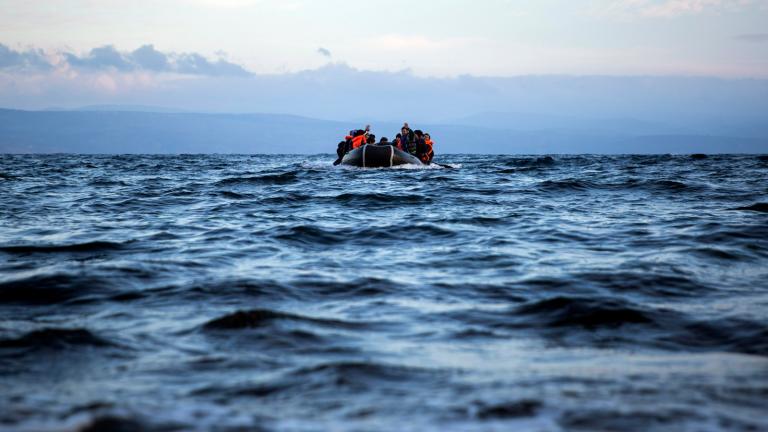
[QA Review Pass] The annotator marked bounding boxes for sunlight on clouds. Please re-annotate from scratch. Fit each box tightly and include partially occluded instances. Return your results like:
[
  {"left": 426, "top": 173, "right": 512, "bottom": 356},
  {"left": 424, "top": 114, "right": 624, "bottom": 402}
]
[{"left": 0, "top": 67, "right": 163, "bottom": 100}]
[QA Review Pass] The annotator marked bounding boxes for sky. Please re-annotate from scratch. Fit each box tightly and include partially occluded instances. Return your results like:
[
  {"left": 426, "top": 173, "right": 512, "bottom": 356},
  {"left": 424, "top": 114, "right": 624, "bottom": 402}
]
[
  {"left": 1, "top": 0, "right": 767, "bottom": 77},
  {"left": 0, "top": 0, "right": 767, "bottom": 124}
]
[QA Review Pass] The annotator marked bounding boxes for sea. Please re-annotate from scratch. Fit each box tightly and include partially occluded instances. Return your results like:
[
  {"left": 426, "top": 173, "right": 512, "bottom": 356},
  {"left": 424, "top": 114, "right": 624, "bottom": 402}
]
[{"left": 1, "top": 153, "right": 767, "bottom": 432}]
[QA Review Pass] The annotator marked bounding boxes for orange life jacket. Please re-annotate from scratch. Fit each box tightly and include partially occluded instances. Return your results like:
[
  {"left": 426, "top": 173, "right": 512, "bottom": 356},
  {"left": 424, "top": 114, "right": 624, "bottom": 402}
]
[
  {"left": 351, "top": 135, "right": 367, "bottom": 149},
  {"left": 421, "top": 139, "right": 434, "bottom": 163}
]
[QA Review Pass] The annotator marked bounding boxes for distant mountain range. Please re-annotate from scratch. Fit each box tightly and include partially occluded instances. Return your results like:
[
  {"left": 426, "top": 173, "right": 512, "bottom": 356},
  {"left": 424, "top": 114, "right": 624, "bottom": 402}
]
[
  {"left": 1, "top": 108, "right": 766, "bottom": 154},
  {"left": 45, "top": 104, "right": 191, "bottom": 113}
]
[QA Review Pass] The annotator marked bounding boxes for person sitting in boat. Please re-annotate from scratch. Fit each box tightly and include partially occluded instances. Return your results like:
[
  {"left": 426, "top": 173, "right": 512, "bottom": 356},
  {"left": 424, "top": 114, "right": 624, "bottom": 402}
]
[
  {"left": 378, "top": 137, "right": 389, "bottom": 145},
  {"left": 413, "top": 130, "right": 433, "bottom": 164},
  {"left": 400, "top": 124, "right": 416, "bottom": 155},
  {"left": 336, "top": 130, "right": 355, "bottom": 158},
  {"left": 413, "top": 129, "right": 424, "bottom": 154},
  {"left": 350, "top": 130, "right": 368, "bottom": 149},
  {"left": 392, "top": 134, "right": 403, "bottom": 150},
  {"left": 421, "top": 133, "right": 435, "bottom": 164}
]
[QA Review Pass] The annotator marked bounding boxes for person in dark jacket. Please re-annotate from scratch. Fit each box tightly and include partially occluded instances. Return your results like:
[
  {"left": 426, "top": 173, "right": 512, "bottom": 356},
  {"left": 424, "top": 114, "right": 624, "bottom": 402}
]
[
  {"left": 413, "top": 130, "right": 427, "bottom": 159},
  {"left": 400, "top": 124, "right": 416, "bottom": 155}
]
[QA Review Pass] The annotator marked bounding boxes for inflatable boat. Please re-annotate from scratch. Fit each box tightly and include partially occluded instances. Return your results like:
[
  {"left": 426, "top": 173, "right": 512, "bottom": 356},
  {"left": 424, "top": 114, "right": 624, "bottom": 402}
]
[{"left": 340, "top": 144, "right": 423, "bottom": 168}]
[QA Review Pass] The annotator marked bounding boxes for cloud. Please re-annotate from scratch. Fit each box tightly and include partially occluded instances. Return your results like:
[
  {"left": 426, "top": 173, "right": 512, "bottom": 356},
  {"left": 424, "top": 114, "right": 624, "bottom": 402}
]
[
  {"left": 317, "top": 47, "right": 332, "bottom": 58},
  {"left": 735, "top": 33, "right": 768, "bottom": 42},
  {"left": 0, "top": 43, "right": 54, "bottom": 71},
  {"left": 602, "top": 0, "right": 763, "bottom": 18},
  {"left": 1, "top": 43, "right": 252, "bottom": 77},
  {"left": 66, "top": 44, "right": 252, "bottom": 76},
  {"left": 174, "top": 52, "right": 251, "bottom": 76},
  {"left": 65, "top": 45, "right": 134, "bottom": 71},
  {"left": 131, "top": 45, "right": 171, "bottom": 71}
]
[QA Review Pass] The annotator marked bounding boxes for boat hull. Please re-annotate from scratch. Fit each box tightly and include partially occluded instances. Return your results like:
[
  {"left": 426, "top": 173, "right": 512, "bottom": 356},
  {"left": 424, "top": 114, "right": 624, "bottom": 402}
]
[{"left": 340, "top": 144, "right": 423, "bottom": 168}]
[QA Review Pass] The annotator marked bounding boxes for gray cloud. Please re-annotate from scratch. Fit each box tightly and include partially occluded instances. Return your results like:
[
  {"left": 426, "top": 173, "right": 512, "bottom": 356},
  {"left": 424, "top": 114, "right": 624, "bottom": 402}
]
[
  {"left": 174, "top": 52, "right": 251, "bottom": 77},
  {"left": 64, "top": 44, "right": 252, "bottom": 76},
  {"left": 0, "top": 43, "right": 53, "bottom": 71},
  {"left": 317, "top": 47, "right": 332, "bottom": 58},
  {"left": 1, "top": 42, "right": 252, "bottom": 76},
  {"left": 131, "top": 45, "right": 170, "bottom": 71},
  {"left": 65, "top": 45, "right": 134, "bottom": 71},
  {"left": 735, "top": 33, "right": 768, "bottom": 42}
]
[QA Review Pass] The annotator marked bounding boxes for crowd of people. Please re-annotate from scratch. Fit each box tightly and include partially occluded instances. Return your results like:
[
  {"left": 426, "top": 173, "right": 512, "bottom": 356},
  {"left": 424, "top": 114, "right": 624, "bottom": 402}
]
[{"left": 336, "top": 122, "right": 435, "bottom": 164}]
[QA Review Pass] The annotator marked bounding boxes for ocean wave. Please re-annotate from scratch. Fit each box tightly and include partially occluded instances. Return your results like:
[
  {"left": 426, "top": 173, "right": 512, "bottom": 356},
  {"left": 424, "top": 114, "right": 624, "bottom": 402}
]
[
  {"left": 0, "top": 240, "right": 129, "bottom": 254},
  {"left": 88, "top": 178, "right": 130, "bottom": 187},
  {"left": 513, "top": 296, "right": 655, "bottom": 328},
  {"left": 76, "top": 415, "right": 185, "bottom": 432},
  {"left": 289, "top": 277, "right": 400, "bottom": 299},
  {"left": 658, "top": 317, "right": 768, "bottom": 356},
  {"left": 0, "top": 273, "right": 115, "bottom": 305},
  {"left": 272, "top": 223, "right": 456, "bottom": 246},
  {"left": 332, "top": 192, "right": 432, "bottom": 205},
  {"left": 536, "top": 179, "right": 596, "bottom": 192},
  {"left": 203, "top": 309, "right": 365, "bottom": 331},
  {"left": 0, "top": 328, "right": 113, "bottom": 352},
  {"left": 730, "top": 203, "right": 768, "bottom": 213},
  {"left": 215, "top": 171, "right": 299, "bottom": 186},
  {"left": 474, "top": 399, "right": 543, "bottom": 420},
  {"left": 287, "top": 361, "right": 444, "bottom": 388},
  {"left": 573, "top": 271, "right": 712, "bottom": 298},
  {"left": 502, "top": 156, "right": 555, "bottom": 168},
  {"left": 447, "top": 294, "right": 768, "bottom": 357}
]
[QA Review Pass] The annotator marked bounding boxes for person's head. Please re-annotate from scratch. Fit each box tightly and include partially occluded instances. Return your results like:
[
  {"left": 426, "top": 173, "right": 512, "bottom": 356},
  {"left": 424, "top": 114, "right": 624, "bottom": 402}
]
[
  {"left": 367, "top": 134, "right": 376, "bottom": 144},
  {"left": 380, "top": 137, "right": 388, "bottom": 143},
  {"left": 403, "top": 122, "right": 409, "bottom": 129},
  {"left": 355, "top": 130, "right": 365, "bottom": 137},
  {"left": 425, "top": 133, "right": 431, "bottom": 140},
  {"left": 414, "top": 129, "right": 423, "bottom": 138},
  {"left": 401, "top": 127, "right": 408, "bottom": 134}
]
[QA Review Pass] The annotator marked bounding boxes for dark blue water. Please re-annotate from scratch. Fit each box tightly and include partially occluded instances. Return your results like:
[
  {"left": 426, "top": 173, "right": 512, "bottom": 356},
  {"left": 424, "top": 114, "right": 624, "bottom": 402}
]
[{"left": 1, "top": 154, "right": 768, "bottom": 431}]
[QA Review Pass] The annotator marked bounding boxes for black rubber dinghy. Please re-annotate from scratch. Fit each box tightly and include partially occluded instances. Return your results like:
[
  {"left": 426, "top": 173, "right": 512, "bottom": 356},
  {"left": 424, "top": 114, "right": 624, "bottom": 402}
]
[{"left": 341, "top": 144, "right": 423, "bottom": 168}]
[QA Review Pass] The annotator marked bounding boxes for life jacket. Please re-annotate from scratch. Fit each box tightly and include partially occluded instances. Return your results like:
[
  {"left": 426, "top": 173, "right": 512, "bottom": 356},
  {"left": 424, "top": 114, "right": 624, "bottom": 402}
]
[
  {"left": 351, "top": 134, "right": 367, "bottom": 149},
  {"left": 420, "top": 139, "right": 434, "bottom": 163}
]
